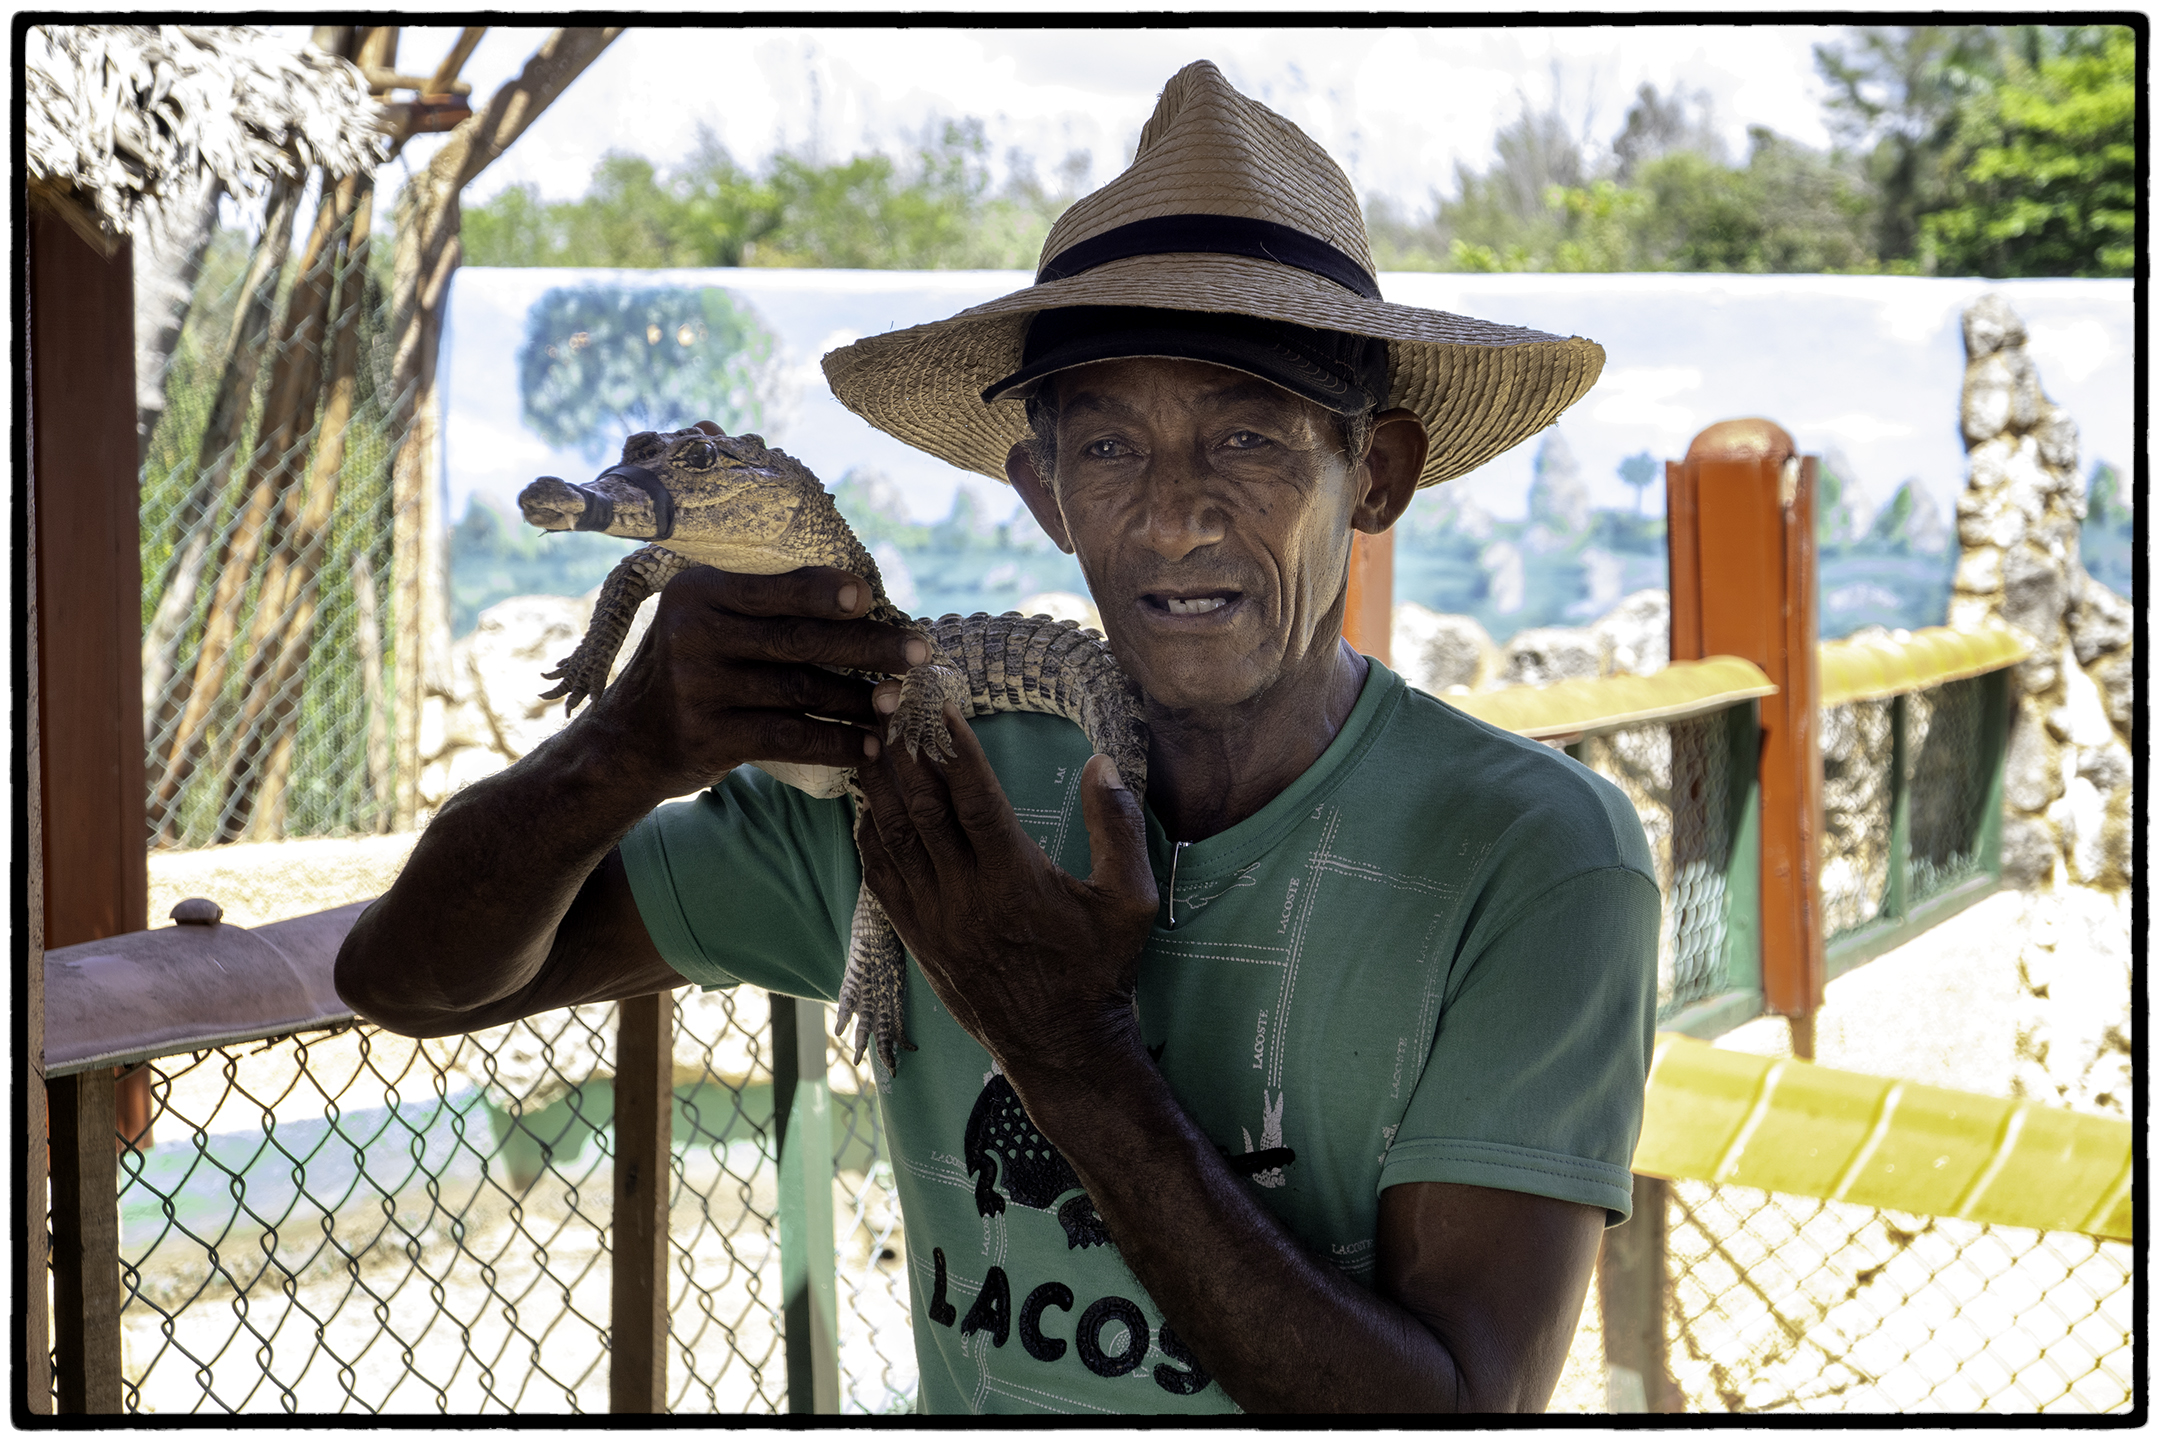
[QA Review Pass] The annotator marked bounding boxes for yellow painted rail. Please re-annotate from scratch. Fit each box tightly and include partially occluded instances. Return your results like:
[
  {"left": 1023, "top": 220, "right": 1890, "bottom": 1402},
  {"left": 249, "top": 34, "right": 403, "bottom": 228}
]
[
  {"left": 1446, "top": 655, "right": 1777, "bottom": 740},
  {"left": 1817, "top": 624, "right": 2029, "bottom": 707},
  {"left": 1451, "top": 627, "right": 2026, "bottom": 741},
  {"left": 1637, "top": 1034, "right": 2131, "bottom": 1241}
]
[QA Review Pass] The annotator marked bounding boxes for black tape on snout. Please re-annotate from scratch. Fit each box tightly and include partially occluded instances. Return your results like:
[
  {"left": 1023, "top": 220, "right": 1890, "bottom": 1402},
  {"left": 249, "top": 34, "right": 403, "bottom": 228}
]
[
  {"left": 570, "top": 484, "right": 615, "bottom": 533},
  {"left": 597, "top": 463, "right": 677, "bottom": 540}
]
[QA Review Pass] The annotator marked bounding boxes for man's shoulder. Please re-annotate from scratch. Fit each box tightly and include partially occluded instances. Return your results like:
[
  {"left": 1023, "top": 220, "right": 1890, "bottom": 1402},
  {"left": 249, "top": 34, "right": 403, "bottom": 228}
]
[{"left": 1363, "top": 679, "right": 1656, "bottom": 884}]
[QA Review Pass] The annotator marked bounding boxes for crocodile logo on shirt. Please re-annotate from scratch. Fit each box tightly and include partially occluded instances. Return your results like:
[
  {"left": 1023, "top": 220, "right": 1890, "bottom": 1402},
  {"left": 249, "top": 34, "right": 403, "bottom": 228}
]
[{"left": 962, "top": 1071, "right": 1111, "bottom": 1249}]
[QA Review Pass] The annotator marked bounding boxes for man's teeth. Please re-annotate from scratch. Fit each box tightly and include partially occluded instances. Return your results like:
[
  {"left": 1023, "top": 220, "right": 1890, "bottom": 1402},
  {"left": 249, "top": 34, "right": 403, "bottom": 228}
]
[{"left": 1163, "top": 596, "right": 1229, "bottom": 615}]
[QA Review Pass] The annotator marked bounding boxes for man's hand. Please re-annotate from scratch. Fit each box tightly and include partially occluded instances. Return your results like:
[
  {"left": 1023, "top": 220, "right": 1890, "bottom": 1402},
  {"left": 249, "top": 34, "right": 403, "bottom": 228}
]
[
  {"left": 337, "top": 560, "right": 920, "bottom": 1040},
  {"left": 585, "top": 564, "right": 926, "bottom": 801},
  {"left": 851, "top": 704, "right": 1158, "bottom": 1080}
]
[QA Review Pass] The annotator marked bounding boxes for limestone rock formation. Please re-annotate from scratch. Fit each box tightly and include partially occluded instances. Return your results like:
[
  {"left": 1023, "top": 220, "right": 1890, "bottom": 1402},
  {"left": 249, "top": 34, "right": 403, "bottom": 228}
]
[
  {"left": 1500, "top": 625, "right": 1608, "bottom": 688},
  {"left": 416, "top": 587, "right": 659, "bottom": 818},
  {"left": 1391, "top": 603, "right": 1499, "bottom": 694},
  {"left": 1947, "top": 293, "right": 2133, "bottom": 892},
  {"left": 1591, "top": 589, "right": 1670, "bottom": 678}
]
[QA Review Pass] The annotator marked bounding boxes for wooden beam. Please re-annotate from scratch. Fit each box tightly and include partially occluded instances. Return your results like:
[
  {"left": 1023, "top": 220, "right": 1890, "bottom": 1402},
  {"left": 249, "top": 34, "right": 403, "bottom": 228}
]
[
  {"left": 29, "top": 201, "right": 143, "bottom": 1416},
  {"left": 47, "top": 1072, "right": 121, "bottom": 1414},
  {"left": 609, "top": 991, "right": 673, "bottom": 1413}
]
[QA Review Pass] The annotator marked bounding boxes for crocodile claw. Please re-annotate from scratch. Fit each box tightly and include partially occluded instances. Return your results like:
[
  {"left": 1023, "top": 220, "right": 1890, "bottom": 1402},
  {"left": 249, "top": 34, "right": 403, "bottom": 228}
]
[{"left": 887, "top": 660, "right": 968, "bottom": 763}]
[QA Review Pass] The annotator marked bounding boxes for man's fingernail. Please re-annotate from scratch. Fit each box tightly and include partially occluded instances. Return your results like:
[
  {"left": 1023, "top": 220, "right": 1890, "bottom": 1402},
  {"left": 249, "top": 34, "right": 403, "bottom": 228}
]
[
  {"left": 1099, "top": 759, "right": 1127, "bottom": 791},
  {"left": 875, "top": 690, "right": 899, "bottom": 714},
  {"left": 838, "top": 584, "right": 859, "bottom": 612},
  {"left": 905, "top": 638, "right": 929, "bottom": 666},
  {"left": 863, "top": 734, "right": 880, "bottom": 759}
]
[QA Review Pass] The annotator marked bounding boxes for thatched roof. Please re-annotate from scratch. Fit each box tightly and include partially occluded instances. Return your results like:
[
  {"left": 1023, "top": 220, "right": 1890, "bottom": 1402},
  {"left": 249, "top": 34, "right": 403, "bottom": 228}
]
[{"left": 27, "top": 25, "right": 386, "bottom": 250}]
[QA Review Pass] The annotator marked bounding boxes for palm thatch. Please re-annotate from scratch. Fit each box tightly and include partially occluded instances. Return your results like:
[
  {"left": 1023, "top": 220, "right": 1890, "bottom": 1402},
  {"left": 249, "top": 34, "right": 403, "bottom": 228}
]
[{"left": 26, "top": 24, "right": 385, "bottom": 253}]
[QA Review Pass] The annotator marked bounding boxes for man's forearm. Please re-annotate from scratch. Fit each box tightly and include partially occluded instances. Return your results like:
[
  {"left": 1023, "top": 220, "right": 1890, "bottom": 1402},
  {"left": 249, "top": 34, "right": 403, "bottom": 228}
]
[
  {"left": 335, "top": 712, "right": 676, "bottom": 1035},
  {"left": 1007, "top": 1039, "right": 1467, "bottom": 1414}
]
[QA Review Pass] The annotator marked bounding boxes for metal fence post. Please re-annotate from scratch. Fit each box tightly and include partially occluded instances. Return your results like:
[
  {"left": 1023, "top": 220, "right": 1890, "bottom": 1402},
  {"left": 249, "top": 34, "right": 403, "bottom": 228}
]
[
  {"left": 1598, "top": 1173, "right": 1683, "bottom": 1413},
  {"left": 771, "top": 994, "right": 839, "bottom": 1414},
  {"left": 47, "top": 1070, "right": 122, "bottom": 1414},
  {"left": 1884, "top": 694, "right": 1912, "bottom": 924},
  {"left": 610, "top": 991, "right": 673, "bottom": 1412}
]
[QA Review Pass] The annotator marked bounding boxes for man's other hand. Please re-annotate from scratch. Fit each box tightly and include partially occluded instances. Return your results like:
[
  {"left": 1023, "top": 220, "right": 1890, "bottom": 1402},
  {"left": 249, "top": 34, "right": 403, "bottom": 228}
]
[{"left": 853, "top": 705, "right": 1159, "bottom": 1079}]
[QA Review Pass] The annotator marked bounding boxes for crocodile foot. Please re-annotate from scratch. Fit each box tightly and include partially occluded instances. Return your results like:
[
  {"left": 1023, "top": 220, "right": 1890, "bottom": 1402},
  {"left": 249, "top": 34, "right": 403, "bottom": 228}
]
[
  {"left": 886, "top": 657, "right": 970, "bottom": 763},
  {"left": 836, "top": 882, "right": 916, "bottom": 1073},
  {"left": 539, "top": 645, "right": 614, "bottom": 715}
]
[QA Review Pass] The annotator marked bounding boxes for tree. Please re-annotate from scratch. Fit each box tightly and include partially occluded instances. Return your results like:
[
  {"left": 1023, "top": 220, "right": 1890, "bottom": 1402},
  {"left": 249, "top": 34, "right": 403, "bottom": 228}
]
[
  {"left": 385, "top": 25, "right": 623, "bottom": 826},
  {"left": 1920, "top": 25, "right": 2134, "bottom": 277},
  {"left": 463, "top": 117, "right": 1083, "bottom": 272},
  {"left": 1617, "top": 451, "right": 1658, "bottom": 514},
  {"left": 518, "top": 283, "right": 779, "bottom": 460},
  {"left": 1814, "top": 25, "right": 2011, "bottom": 262}
]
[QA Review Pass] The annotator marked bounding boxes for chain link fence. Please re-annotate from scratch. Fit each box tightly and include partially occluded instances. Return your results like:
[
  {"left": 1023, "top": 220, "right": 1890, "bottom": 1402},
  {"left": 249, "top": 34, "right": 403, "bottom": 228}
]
[
  {"left": 1664, "top": 1179, "right": 2133, "bottom": 1414},
  {"left": 1575, "top": 710, "right": 1743, "bottom": 1022},
  {"left": 1820, "top": 675, "right": 1996, "bottom": 942},
  {"left": 141, "top": 185, "right": 404, "bottom": 851},
  {"left": 64, "top": 990, "right": 915, "bottom": 1415}
]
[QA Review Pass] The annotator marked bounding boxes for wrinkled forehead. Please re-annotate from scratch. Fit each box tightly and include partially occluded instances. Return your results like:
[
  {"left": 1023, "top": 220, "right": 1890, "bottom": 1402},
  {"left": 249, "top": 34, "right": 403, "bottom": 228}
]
[{"left": 1037, "top": 356, "right": 1325, "bottom": 425}]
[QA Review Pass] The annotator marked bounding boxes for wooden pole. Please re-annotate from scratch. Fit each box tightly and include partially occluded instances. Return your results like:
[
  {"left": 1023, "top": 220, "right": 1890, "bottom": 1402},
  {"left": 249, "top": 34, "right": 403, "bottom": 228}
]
[
  {"left": 1669, "top": 420, "right": 1824, "bottom": 1054},
  {"left": 609, "top": 991, "right": 673, "bottom": 1414},
  {"left": 1341, "top": 529, "right": 1393, "bottom": 664},
  {"left": 29, "top": 203, "right": 144, "bottom": 1415},
  {"left": 1597, "top": 1174, "right": 1684, "bottom": 1412}
]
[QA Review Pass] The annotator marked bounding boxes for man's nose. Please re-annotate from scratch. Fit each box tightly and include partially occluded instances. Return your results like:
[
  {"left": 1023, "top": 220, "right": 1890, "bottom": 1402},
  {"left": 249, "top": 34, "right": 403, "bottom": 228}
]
[{"left": 1133, "top": 460, "right": 1227, "bottom": 562}]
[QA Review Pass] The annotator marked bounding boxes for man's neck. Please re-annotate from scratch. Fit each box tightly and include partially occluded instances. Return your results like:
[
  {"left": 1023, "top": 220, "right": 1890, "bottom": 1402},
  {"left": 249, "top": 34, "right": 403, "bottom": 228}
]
[{"left": 1144, "top": 639, "right": 1371, "bottom": 843}]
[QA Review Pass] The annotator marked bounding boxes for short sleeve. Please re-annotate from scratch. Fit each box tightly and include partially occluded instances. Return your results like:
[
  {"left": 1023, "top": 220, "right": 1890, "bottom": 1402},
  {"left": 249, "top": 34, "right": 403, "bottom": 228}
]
[
  {"left": 619, "top": 766, "right": 861, "bottom": 1003},
  {"left": 1378, "top": 865, "right": 1660, "bottom": 1224}
]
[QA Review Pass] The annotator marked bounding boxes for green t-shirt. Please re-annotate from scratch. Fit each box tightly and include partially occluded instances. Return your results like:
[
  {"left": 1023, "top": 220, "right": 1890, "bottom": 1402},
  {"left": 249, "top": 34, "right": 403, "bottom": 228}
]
[{"left": 622, "top": 660, "right": 1660, "bottom": 1415}]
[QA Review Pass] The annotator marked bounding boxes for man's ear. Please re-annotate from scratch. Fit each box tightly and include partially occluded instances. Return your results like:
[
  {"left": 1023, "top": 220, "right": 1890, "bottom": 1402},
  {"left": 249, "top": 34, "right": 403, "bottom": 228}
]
[
  {"left": 1351, "top": 409, "right": 1428, "bottom": 536},
  {"left": 1006, "top": 443, "right": 1075, "bottom": 554}
]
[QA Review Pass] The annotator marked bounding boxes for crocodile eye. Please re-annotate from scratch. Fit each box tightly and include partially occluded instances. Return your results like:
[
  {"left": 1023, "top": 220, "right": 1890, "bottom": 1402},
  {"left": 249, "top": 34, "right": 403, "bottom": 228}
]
[{"left": 676, "top": 438, "right": 719, "bottom": 469}]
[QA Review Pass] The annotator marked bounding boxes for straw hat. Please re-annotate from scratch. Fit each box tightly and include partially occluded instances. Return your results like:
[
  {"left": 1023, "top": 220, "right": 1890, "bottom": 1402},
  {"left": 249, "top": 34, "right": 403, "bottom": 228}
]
[{"left": 822, "top": 60, "right": 1604, "bottom": 489}]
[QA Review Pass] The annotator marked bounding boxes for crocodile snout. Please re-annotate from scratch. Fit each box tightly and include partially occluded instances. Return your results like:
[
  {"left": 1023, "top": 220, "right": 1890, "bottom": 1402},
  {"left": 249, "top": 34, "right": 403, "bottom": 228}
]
[{"left": 519, "top": 476, "right": 593, "bottom": 532}]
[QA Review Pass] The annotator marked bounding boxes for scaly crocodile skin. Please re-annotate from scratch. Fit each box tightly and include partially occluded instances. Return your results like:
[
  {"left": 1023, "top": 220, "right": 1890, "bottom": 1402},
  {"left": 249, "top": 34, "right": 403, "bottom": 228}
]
[{"left": 519, "top": 426, "right": 1148, "bottom": 1074}]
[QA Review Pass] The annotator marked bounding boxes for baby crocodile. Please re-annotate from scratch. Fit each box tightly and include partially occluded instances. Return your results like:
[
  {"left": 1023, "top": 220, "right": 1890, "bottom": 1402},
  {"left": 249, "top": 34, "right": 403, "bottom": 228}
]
[{"left": 518, "top": 426, "right": 1148, "bottom": 1074}]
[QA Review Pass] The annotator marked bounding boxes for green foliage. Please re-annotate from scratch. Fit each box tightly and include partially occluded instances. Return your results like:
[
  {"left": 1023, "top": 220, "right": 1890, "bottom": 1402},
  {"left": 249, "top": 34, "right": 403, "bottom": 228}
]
[
  {"left": 1813, "top": 25, "right": 2012, "bottom": 261},
  {"left": 1920, "top": 26, "right": 2135, "bottom": 277},
  {"left": 1374, "top": 35, "right": 2124, "bottom": 277},
  {"left": 465, "top": 121, "right": 1084, "bottom": 271},
  {"left": 518, "top": 284, "right": 779, "bottom": 460},
  {"left": 1814, "top": 24, "right": 2133, "bottom": 276},
  {"left": 1374, "top": 84, "right": 1876, "bottom": 274}
]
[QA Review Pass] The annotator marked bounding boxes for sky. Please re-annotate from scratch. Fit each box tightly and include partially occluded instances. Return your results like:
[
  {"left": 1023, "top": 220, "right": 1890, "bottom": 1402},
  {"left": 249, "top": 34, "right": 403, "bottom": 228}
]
[{"left": 320, "top": 23, "right": 1851, "bottom": 220}]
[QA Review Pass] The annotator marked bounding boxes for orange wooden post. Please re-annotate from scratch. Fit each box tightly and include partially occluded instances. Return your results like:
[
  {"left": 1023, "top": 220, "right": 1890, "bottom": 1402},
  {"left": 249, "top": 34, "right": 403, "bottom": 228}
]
[
  {"left": 1668, "top": 420, "right": 1823, "bottom": 1056},
  {"left": 1342, "top": 529, "right": 1393, "bottom": 664}
]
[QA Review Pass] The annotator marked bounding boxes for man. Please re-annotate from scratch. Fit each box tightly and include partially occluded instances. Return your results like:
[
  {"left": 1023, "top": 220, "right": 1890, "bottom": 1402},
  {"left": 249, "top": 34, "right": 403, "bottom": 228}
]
[{"left": 338, "top": 61, "right": 1658, "bottom": 1413}]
